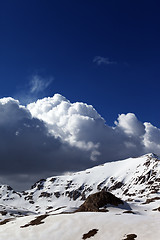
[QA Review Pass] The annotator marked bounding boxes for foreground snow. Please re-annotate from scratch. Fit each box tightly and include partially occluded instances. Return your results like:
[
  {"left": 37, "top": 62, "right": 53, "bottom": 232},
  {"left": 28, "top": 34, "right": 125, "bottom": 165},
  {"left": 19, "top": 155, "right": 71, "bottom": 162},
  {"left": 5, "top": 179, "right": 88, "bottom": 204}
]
[{"left": 0, "top": 211, "right": 160, "bottom": 240}]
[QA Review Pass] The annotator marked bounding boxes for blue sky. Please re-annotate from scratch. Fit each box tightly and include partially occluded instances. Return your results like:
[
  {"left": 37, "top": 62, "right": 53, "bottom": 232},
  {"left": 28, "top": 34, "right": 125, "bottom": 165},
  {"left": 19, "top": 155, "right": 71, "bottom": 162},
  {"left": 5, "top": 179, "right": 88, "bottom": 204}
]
[
  {"left": 1, "top": 0, "right": 160, "bottom": 126},
  {"left": 1, "top": 1, "right": 160, "bottom": 189}
]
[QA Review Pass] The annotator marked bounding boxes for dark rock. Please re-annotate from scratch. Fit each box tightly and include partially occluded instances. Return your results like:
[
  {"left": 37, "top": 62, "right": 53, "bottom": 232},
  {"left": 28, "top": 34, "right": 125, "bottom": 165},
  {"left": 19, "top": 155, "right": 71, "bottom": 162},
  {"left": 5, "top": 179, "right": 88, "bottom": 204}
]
[
  {"left": 142, "top": 197, "right": 160, "bottom": 204},
  {"left": 143, "top": 160, "right": 150, "bottom": 167},
  {"left": 50, "top": 178, "right": 57, "bottom": 183},
  {"left": 82, "top": 229, "right": 98, "bottom": 239},
  {"left": 39, "top": 192, "right": 52, "bottom": 198},
  {"left": 152, "top": 206, "right": 160, "bottom": 211},
  {"left": 7, "top": 185, "right": 13, "bottom": 191},
  {"left": 54, "top": 192, "right": 61, "bottom": 198},
  {"left": 123, "top": 189, "right": 129, "bottom": 195},
  {"left": 21, "top": 214, "right": 48, "bottom": 228},
  {"left": 76, "top": 190, "right": 123, "bottom": 212},
  {"left": 0, "top": 219, "right": 12, "bottom": 225},
  {"left": 46, "top": 206, "right": 53, "bottom": 210},
  {"left": 24, "top": 195, "right": 33, "bottom": 201},
  {"left": 31, "top": 179, "right": 46, "bottom": 190},
  {"left": 125, "top": 193, "right": 136, "bottom": 197},
  {"left": 110, "top": 177, "right": 115, "bottom": 183},
  {"left": 97, "top": 180, "right": 106, "bottom": 191},
  {"left": 86, "top": 186, "right": 93, "bottom": 192},
  {"left": 78, "top": 185, "right": 85, "bottom": 191},
  {"left": 123, "top": 234, "right": 137, "bottom": 240},
  {"left": 67, "top": 190, "right": 81, "bottom": 201},
  {"left": 65, "top": 181, "right": 73, "bottom": 190},
  {"left": 81, "top": 192, "right": 86, "bottom": 200},
  {"left": 22, "top": 191, "right": 28, "bottom": 195},
  {"left": 108, "top": 181, "right": 123, "bottom": 191},
  {"left": 15, "top": 192, "right": 22, "bottom": 197},
  {"left": 0, "top": 211, "right": 7, "bottom": 216},
  {"left": 123, "top": 210, "right": 135, "bottom": 214}
]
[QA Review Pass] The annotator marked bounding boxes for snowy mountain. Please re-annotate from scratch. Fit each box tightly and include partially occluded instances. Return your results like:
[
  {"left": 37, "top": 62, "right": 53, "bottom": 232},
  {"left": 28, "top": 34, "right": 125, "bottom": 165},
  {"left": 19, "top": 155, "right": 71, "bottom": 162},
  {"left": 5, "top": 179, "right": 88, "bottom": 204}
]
[{"left": 0, "top": 153, "right": 160, "bottom": 239}]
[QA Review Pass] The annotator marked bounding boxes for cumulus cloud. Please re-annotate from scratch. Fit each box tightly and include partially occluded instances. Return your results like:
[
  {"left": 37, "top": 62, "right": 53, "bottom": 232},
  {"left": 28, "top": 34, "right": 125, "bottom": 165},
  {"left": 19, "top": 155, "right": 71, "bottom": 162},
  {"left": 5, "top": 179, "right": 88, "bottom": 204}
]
[
  {"left": 0, "top": 94, "right": 160, "bottom": 190},
  {"left": 143, "top": 122, "right": 160, "bottom": 153},
  {"left": 93, "top": 56, "right": 117, "bottom": 65},
  {"left": 0, "top": 97, "right": 92, "bottom": 190},
  {"left": 27, "top": 94, "right": 160, "bottom": 161},
  {"left": 115, "top": 113, "right": 145, "bottom": 137}
]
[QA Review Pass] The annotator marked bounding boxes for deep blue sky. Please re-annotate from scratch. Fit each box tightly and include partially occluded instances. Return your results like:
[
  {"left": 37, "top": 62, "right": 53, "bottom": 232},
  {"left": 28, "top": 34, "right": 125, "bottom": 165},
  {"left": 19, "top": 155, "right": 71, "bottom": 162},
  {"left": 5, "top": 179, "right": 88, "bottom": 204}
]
[{"left": 0, "top": 0, "right": 160, "bottom": 126}]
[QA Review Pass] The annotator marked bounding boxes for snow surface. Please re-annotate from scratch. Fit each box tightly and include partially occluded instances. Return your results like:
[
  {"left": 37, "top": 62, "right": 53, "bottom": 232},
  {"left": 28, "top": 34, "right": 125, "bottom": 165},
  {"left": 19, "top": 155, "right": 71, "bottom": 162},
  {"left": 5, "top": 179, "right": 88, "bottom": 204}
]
[
  {"left": 0, "top": 212, "right": 160, "bottom": 240},
  {"left": 0, "top": 153, "right": 160, "bottom": 239}
]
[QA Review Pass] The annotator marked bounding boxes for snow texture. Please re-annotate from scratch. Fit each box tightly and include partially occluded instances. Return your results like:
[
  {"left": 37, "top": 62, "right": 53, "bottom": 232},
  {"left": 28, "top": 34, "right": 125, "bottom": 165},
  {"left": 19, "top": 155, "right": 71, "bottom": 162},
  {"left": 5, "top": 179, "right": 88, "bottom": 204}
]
[{"left": 0, "top": 154, "right": 160, "bottom": 239}]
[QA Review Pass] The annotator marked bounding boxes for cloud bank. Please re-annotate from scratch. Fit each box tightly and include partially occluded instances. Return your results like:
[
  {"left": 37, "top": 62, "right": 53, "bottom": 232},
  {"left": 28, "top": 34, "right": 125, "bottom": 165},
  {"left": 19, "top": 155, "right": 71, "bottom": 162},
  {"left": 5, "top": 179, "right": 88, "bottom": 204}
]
[{"left": 0, "top": 94, "right": 160, "bottom": 190}]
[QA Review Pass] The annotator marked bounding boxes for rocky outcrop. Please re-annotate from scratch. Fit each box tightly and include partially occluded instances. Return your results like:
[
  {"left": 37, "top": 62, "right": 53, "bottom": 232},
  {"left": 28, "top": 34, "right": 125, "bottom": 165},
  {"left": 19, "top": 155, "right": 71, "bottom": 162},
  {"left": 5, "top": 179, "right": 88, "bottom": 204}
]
[
  {"left": 123, "top": 234, "right": 137, "bottom": 240},
  {"left": 0, "top": 153, "right": 160, "bottom": 218},
  {"left": 76, "top": 190, "right": 123, "bottom": 212}
]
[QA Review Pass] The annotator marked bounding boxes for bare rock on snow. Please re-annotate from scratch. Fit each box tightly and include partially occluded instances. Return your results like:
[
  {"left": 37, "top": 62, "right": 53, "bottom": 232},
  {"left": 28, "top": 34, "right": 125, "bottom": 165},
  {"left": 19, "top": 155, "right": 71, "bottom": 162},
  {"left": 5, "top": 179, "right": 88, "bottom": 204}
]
[
  {"left": 82, "top": 229, "right": 98, "bottom": 239},
  {"left": 123, "top": 233, "right": 137, "bottom": 240},
  {"left": 76, "top": 190, "right": 123, "bottom": 212}
]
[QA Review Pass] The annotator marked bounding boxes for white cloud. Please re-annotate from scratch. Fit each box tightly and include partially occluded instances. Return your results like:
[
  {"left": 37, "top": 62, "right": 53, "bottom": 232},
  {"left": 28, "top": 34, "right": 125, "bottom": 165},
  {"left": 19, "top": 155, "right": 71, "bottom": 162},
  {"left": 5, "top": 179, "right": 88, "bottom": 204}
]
[
  {"left": 0, "top": 96, "right": 92, "bottom": 190},
  {"left": 27, "top": 94, "right": 103, "bottom": 157},
  {"left": 143, "top": 122, "right": 160, "bottom": 153},
  {"left": 93, "top": 56, "right": 117, "bottom": 65},
  {"left": 0, "top": 93, "right": 160, "bottom": 190},
  {"left": 27, "top": 94, "right": 160, "bottom": 161},
  {"left": 115, "top": 113, "right": 145, "bottom": 137}
]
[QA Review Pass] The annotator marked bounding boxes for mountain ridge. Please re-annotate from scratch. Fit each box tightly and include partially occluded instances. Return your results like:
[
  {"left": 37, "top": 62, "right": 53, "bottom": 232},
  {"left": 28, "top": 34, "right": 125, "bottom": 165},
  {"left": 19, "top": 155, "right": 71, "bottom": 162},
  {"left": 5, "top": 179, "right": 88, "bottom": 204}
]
[
  {"left": 1, "top": 153, "right": 160, "bottom": 240},
  {"left": 0, "top": 153, "right": 160, "bottom": 219}
]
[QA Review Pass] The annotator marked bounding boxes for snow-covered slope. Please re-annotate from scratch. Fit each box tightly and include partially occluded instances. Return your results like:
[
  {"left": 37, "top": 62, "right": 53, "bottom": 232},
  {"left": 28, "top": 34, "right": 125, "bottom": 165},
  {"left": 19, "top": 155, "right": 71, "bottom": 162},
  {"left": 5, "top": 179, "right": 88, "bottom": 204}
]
[
  {"left": 0, "top": 211, "right": 160, "bottom": 240},
  {"left": 0, "top": 153, "right": 160, "bottom": 215},
  {"left": 0, "top": 153, "right": 160, "bottom": 239}
]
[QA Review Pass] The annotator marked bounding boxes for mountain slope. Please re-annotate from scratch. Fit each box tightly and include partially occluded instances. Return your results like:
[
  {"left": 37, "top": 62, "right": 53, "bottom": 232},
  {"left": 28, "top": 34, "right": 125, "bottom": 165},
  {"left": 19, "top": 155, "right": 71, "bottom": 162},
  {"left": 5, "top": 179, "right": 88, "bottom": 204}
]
[
  {"left": 0, "top": 153, "right": 160, "bottom": 216},
  {"left": 0, "top": 153, "right": 160, "bottom": 240}
]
